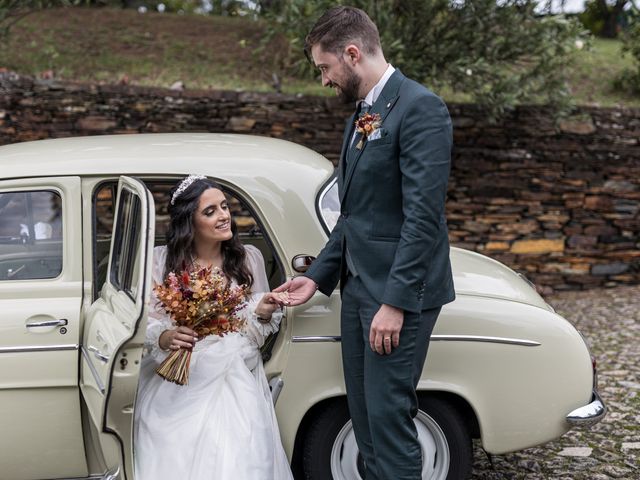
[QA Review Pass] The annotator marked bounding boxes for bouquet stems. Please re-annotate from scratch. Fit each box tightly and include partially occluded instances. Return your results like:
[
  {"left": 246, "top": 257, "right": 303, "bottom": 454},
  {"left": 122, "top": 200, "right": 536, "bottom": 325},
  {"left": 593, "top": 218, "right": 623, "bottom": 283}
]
[{"left": 155, "top": 348, "right": 193, "bottom": 385}]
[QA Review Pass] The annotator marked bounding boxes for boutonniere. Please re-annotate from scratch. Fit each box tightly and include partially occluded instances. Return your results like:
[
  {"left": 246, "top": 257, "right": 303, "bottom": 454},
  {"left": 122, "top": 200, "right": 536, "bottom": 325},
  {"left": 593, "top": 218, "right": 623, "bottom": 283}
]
[{"left": 354, "top": 112, "right": 381, "bottom": 149}]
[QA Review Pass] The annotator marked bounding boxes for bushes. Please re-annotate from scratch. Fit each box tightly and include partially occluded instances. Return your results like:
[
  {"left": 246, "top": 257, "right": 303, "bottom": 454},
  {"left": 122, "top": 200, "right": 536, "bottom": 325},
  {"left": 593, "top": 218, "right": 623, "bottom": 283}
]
[
  {"left": 614, "top": 11, "right": 640, "bottom": 94},
  {"left": 262, "top": 0, "right": 587, "bottom": 118},
  {"left": 578, "top": 0, "right": 633, "bottom": 39}
]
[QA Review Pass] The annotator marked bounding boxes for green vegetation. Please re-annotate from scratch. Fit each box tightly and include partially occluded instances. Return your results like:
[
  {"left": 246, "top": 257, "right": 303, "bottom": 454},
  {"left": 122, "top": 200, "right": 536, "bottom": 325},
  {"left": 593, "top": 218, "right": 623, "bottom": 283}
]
[
  {"left": 0, "top": 6, "right": 638, "bottom": 108},
  {"left": 0, "top": 0, "right": 85, "bottom": 36},
  {"left": 0, "top": 7, "right": 281, "bottom": 91},
  {"left": 614, "top": 17, "right": 640, "bottom": 94},
  {"left": 578, "top": 0, "right": 636, "bottom": 39},
  {"left": 262, "top": 0, "right": 591, "bottom": 118},
  {"left": 572, "top": 38, "right": 639, "bottom": 105}
]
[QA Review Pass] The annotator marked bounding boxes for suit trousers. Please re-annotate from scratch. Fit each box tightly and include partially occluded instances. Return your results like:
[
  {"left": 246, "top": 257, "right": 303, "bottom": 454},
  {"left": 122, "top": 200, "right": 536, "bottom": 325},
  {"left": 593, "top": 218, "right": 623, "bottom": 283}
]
[{"left": 341, "top": 273, "right": 441, "bottom": 480}]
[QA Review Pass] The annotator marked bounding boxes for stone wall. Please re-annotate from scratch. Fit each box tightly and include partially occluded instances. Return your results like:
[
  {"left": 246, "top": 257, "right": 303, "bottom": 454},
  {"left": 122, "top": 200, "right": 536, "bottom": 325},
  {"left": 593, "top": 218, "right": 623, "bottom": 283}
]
[
  {"left": 1, "top": 72, "right": 639, "bottom": 293},
  {"left": 446, "top": 104, "right": 640, "bottom": 293}
]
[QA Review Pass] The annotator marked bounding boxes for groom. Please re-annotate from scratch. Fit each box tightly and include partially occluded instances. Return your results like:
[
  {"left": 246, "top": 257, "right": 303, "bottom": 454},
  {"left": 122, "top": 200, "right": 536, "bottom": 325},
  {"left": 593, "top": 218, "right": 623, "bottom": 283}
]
[{"left": 276, "top": 6, "right": 455, "bottom": 480}]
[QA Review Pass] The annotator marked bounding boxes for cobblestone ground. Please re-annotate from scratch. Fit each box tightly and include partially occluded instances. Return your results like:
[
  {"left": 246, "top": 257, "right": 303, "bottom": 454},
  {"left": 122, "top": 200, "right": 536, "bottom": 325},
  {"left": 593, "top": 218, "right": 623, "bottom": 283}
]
[{"left": 471, "top": 285, "right": 640, "bottom": 479}]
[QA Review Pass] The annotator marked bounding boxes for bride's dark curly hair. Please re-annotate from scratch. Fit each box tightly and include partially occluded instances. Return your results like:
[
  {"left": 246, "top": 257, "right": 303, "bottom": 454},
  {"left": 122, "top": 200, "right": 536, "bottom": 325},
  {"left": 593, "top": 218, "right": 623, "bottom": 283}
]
[{"left": 163, "top": 177, "right": 253, "bottom": 289}]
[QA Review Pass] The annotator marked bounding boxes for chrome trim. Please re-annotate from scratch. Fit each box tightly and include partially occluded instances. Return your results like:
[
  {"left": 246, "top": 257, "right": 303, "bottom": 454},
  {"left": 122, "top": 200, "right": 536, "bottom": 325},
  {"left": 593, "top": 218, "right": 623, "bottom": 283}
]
[
  {"left": 566, "top": 390, "right": 607, "bottom": 427},
  {"left": 291, "top": 334, "right": 540, "bottom": 346},
  {"left": 81, "top": 346, "right": 106, "bottom": 395},
  {"left": 517, "top": 272, "right": 537, "bottom": 291},
  {"left": 318, "top": 175, "right": 337, "bottom": 201},
  {"left": 0, "top": 344, "right": 78, "bottom": 354},
  {"left": 291, "top": 254, "right": 316, "bottom": 273},
  {"left": 56, "top": 475, "right": 109, "bottom": 480},
  {"left": 431, "top": 335, "right": 541, "bottom": 347},
  {"left": 317, "top": 175, "right": 339, "bottom": 234},
  {"left": 54, "top": 476, "right": 111, "bottom": 480},
  {"left": 26, "top": 318, "right": 68, "bottom": 328},
  {"left": 88, "top": 345, "right": 110, "bottom": 363},
  {"left": 269, "top": 376, "right": 284, "bottom": 405},
  {"left": 102, "top": 467, "right": 120, "bottom": 480},
  {"left": 292, "top": 335, "right": 342, "bottom": 343}
]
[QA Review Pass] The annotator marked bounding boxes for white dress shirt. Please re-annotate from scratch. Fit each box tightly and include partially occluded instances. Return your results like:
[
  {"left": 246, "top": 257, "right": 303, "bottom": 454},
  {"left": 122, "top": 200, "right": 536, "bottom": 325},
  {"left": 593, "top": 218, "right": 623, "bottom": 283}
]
[
  {"left": 351, "top": 64, "right": 396, "bottom": 146},
  {"left": 359, "top": 63, "right": 396, "bottom": 111}
]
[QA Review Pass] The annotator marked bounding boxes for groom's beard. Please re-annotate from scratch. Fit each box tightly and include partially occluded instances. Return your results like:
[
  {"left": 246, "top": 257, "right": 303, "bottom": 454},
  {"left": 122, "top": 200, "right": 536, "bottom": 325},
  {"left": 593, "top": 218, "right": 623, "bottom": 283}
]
[{"left": 333, "top": 66, "right": 361, "bottom": 104}]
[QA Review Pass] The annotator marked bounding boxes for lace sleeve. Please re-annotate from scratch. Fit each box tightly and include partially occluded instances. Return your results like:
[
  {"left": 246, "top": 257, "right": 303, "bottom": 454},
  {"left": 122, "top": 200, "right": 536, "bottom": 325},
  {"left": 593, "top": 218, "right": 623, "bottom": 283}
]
[
  {"left": 143, "top": 246, "right": 174, "bottom": 357},
  {"left": 240, "top": 244, "right": 283, "bottom": 347}
]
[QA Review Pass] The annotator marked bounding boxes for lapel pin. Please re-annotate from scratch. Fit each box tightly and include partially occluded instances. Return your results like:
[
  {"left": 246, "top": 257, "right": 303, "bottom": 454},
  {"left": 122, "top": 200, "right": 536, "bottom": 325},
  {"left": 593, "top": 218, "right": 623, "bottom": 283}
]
[{"left": 387, "top": 102, "right": 391, "bottom": 108}]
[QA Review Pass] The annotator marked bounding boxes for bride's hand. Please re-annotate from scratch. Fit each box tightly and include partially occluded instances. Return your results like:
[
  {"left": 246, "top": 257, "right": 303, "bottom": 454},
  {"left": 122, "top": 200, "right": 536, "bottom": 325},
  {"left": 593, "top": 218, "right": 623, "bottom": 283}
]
[
  {"left": 255, "top": 292, "right": 289, "bottom": 322},
  {"left": 159, "top": 326, "right": 198, "bottom": 351}
]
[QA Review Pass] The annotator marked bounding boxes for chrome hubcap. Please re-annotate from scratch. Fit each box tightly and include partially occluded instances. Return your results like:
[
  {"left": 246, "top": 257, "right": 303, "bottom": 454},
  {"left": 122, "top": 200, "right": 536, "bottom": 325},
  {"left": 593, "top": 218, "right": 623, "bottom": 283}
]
[{"left": 330, "top": 410, "right": 450, "bottom": 480}]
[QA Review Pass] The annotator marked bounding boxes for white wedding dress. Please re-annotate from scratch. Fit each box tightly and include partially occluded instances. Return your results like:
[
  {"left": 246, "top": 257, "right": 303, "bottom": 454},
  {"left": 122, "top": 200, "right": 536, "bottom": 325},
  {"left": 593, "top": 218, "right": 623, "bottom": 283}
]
[{"left": 134, "top": 244, "right": 293, "bottom": 480}]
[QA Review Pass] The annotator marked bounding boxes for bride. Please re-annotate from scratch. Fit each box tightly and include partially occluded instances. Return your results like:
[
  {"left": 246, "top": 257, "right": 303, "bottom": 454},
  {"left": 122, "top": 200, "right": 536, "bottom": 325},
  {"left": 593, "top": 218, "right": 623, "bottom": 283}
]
[{"left": 134, "top": 175, "right": 294, "bottom": 480}]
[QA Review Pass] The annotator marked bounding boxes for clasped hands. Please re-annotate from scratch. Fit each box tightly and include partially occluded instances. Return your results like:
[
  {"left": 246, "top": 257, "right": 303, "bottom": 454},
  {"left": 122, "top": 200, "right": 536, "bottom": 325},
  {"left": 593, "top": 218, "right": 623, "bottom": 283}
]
[
  {"left": 273, "top": 276, "right": 403, "bottom": 355},
  {"left": 158, "top": 291, "right": 290, "bottom": 351}
]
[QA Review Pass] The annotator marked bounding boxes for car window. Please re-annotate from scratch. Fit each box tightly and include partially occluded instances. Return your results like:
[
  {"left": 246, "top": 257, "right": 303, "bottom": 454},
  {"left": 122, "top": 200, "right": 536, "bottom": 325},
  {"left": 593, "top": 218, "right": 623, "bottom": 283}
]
[
  {"left": 93, "top": 179, "right": 284, "bottom": 298},
  {"left": 318, "top": 176, "right": 340, "bottom": 233},
  {"left": 110, "top": 187, "right": 142, "bottom": 299},
  {"left": 0, "top": 190, "right": 63, "bottom": 281}
]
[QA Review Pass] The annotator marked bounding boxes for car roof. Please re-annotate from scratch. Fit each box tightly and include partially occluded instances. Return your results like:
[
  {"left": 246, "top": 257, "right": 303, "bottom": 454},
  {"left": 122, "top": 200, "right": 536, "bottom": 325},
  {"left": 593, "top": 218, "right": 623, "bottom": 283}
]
[{"left": 0, "top": 133, "right": 334, "bottom": 181}]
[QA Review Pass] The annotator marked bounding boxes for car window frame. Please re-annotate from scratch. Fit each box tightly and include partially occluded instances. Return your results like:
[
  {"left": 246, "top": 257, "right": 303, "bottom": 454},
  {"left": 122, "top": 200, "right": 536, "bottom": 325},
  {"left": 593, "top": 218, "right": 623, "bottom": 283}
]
[
  {"left": 109, "top": 186, "right": 142, "bottom": 301},
  {"left": 91, "top": 180, "right": 116, "bottom": 301},
  {"left": 315, "top": 173, "right": 339, "bottom": 236},
  {"left": 0, "top": 187, "right": 65, "bottom": 282}
]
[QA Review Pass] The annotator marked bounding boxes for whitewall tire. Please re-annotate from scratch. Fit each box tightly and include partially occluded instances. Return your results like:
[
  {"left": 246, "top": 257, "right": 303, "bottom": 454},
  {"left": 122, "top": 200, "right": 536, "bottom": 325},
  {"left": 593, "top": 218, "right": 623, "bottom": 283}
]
[{"left": 302, "top": 396, "right": 472, "bottom": 480}]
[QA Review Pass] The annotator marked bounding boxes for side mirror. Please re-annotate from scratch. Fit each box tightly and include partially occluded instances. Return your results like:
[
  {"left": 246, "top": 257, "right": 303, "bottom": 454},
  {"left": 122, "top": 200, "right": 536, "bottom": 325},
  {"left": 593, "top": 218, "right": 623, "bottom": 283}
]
[{"left": 291, "top": 254, "right": 316, "bottom": 273}]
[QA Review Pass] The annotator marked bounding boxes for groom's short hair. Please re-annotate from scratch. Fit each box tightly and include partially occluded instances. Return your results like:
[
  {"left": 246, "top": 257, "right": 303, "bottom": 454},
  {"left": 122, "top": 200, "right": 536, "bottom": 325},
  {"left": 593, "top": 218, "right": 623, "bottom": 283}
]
[{"left": 304, "top": 6, "right": 382, "bottom": 62}]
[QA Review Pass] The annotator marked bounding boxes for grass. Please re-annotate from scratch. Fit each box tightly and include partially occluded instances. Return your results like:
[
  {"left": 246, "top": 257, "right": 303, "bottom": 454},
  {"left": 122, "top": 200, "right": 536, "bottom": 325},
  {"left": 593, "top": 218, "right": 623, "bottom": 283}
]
[
  {"left": 0, "top": 7, "right": 638, "bottom": 106},
  {"left": 568, "top": 38, "right": 639, "bottom": 107},
  {"left": 0, "top": 7, "right": 282, "bottom": 92}
]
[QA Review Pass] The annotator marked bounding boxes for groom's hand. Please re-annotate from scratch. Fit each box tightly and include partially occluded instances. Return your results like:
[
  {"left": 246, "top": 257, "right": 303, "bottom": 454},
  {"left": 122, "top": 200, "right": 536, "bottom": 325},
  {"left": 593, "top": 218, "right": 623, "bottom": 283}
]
[
  {"left": 369, "top": 304, "right": 403, "bottom": 355},
  {"left": 273, "top": 276, "right": 318, "bottom": 306}
]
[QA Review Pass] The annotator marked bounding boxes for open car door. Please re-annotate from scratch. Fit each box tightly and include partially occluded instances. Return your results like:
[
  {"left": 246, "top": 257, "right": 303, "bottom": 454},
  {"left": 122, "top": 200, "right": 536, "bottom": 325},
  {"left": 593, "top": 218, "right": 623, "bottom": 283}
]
[{"left": 80, "top": 176, "right": 155, "bottom": 480}]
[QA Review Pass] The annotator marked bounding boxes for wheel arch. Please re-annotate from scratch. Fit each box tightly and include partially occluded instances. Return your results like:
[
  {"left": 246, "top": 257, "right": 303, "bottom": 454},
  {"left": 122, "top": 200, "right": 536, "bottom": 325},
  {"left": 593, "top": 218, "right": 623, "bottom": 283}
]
[
  {"left": 290, "top": 389, "right": 481, "bottom": 476},
  {"left": 418, "top": 390, "right": 481, "bottom": 439},
  {"left": 291, "top": 395, "right": 347, "bottom": 477}
]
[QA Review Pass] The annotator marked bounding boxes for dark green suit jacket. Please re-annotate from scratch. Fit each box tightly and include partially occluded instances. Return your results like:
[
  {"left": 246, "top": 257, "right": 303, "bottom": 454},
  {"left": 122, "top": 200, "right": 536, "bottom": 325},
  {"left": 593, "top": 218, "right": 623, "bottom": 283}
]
[{"left": 306, "top": 69, "right": 455, "bottom": 313}]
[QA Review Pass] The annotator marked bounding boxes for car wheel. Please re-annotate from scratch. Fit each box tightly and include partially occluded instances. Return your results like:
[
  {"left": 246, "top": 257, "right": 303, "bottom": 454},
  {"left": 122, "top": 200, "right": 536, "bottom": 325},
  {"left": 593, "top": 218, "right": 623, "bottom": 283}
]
[{"left": 302, "top": 396, "right": 472, "bottom": 480}]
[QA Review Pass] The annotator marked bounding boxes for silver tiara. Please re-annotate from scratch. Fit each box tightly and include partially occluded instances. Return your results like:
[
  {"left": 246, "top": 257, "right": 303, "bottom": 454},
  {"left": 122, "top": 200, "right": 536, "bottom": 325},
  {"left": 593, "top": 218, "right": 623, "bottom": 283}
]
[{"left": 171, "top": 174, "right": 206, "bottom": 205}]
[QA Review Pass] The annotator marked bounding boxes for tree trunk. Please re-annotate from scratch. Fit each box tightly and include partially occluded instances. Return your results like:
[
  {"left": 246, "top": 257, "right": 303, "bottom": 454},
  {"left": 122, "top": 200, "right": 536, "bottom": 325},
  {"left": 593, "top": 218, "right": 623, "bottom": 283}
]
[{"left": 597, "top": 0, "right": 628, "bottom": 39}]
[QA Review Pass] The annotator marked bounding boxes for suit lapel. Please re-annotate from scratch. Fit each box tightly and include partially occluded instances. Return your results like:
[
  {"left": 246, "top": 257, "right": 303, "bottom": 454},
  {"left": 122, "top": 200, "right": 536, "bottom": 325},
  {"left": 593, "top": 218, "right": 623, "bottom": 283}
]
[{"left": 340, "top": 69, "right": 405, "bottom": 203}]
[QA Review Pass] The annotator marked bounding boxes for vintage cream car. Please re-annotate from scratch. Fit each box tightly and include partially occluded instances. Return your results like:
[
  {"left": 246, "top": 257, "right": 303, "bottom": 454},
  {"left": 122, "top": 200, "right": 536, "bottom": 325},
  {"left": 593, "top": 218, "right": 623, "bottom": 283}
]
[{"left": 0, "top": 134, "right": 604, "bottom": 480}]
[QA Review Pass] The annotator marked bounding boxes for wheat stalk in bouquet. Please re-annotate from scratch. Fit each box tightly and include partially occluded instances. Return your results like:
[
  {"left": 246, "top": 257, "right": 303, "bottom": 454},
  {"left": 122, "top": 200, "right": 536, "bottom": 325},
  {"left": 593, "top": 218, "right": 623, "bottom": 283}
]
[{"left": 153, "top": 266, "right": 248, "bottom": 385}]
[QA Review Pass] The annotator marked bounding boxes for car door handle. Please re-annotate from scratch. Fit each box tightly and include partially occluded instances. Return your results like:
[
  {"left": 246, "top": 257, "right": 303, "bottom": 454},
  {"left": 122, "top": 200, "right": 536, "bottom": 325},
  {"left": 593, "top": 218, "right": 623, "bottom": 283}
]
[
  {"left": 88, "top": 345, "right": 110, "bottom": 363},
  {"left": 7, "top": 265, "right": 26, "bottom": 279},
  {"left": 26, "top": 318, "right": 68, "bottom": 328}
]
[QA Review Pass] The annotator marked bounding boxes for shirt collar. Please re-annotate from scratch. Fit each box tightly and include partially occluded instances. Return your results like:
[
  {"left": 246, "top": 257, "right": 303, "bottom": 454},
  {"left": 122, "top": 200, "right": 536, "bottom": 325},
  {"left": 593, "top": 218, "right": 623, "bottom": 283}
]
[{"left": 358, "top": 64, "right": 396, "bottom": 110}]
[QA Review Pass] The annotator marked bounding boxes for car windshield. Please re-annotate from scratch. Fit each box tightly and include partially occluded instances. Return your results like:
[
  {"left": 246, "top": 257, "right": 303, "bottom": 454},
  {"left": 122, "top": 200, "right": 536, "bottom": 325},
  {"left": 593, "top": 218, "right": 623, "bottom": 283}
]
[{"left": 318, "top": 177, "right": 340, "bottom": 233}]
